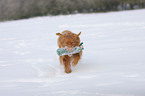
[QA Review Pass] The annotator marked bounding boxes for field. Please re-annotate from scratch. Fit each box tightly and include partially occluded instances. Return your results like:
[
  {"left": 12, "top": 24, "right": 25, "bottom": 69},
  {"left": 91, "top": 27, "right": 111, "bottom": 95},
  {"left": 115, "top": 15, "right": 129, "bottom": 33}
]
[{"left": 0, "top": 9, "right": 145, "bottom": 96}]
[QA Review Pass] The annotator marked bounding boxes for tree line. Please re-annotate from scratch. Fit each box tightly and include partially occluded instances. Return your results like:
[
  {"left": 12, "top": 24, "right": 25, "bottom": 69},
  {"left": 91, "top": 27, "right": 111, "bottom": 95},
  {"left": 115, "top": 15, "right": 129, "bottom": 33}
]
[{"left": 0, "top": 0, "right": 145, "bottom": 21}]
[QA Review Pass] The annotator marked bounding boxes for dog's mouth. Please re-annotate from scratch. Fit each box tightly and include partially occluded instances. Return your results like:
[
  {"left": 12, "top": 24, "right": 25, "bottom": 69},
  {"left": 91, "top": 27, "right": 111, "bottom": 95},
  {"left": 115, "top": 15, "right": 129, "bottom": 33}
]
[{"left": 66, "top": 47, "right": 73, "bottom": 51}]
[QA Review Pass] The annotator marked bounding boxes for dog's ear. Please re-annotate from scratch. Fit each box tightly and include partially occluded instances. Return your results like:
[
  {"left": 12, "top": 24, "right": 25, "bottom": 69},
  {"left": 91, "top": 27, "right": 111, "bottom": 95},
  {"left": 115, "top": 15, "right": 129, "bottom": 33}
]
[
  {"left": 76, "top": 32, "right": 81, "bottom": 37},
  {"left": 56, "top": 33, "right": 62, "bottom": 36}
]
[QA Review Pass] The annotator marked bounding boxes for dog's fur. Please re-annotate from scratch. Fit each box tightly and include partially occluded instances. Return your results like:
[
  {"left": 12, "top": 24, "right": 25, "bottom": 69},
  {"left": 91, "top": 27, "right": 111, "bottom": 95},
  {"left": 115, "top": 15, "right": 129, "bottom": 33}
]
[{"left": 56, "top": 30, "right": 82, "bottom": 73}]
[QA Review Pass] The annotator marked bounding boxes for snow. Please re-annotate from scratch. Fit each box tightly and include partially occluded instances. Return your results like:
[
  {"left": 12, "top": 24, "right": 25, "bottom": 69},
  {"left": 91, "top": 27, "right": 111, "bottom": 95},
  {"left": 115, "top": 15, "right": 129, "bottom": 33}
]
[{"left": 0, "top": 9, "right": 145, "bottom": 96}]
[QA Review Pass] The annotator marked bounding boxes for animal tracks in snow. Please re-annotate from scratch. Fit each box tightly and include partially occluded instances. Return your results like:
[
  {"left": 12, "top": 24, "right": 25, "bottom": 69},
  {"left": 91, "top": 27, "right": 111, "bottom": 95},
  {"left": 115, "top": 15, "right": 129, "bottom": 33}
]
[{"left": 24, "top": 58, "right": 64, "bottom": 78}]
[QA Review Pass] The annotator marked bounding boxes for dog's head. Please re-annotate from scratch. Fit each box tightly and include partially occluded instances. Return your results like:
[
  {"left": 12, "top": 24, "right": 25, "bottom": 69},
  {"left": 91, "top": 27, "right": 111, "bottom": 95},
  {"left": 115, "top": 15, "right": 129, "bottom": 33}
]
[{"left": 56, "top": 32, "right": 81, "bottom": 51}]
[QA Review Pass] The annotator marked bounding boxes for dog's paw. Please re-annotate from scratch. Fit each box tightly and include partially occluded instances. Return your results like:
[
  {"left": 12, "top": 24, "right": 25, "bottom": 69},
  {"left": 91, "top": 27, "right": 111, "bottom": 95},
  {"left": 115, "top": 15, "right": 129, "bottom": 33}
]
[
  {"left": 65, "top": 69, "right": 72, "bottom": 73},
  {"left": 72, "top": 60, "right": 78, "bottom": 67}
]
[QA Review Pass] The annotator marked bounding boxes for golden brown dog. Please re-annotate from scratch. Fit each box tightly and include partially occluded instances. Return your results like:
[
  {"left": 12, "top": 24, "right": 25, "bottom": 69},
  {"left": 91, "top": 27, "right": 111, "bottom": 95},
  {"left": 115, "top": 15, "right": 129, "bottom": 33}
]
[{"left": 56, "top": 30, "right": 82, "bottom": 73}]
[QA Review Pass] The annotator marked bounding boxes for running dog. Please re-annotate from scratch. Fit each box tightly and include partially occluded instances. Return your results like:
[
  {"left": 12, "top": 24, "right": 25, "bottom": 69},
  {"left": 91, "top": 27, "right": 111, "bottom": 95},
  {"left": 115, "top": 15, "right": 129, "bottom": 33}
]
[{"left": 56, "top": 30, "right": 82, "bottom": 73}]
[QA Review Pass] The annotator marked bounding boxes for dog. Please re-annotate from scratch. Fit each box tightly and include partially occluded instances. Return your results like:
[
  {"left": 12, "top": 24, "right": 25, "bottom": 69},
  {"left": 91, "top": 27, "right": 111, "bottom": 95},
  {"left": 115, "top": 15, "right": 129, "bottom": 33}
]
[{"left": 56, "top": 30, "right": 82, "bottom": 73}]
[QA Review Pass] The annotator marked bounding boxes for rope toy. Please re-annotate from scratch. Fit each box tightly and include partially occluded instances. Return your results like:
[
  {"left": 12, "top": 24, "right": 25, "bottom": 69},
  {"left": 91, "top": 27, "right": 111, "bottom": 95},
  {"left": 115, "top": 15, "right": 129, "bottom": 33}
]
[{"left": 57, "top": 42, "right": 84, "bottom": 56}]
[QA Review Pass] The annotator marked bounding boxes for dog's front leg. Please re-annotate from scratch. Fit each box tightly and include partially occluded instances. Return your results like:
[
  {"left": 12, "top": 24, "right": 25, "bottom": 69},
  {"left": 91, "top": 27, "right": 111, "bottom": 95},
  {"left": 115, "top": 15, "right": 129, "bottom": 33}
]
[{"left": 63, "top": 55, "right": 72, "bottom": 73}]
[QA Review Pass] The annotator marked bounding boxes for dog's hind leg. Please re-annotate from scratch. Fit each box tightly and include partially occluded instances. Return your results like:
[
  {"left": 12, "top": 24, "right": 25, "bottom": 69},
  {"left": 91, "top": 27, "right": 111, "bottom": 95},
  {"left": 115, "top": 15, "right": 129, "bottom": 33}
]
[
  {"left": 59, "top": 56, "right": 63, "bottom": 65},
  {"left": 72, "top": 54, "right": 80, "bottom": 67}
]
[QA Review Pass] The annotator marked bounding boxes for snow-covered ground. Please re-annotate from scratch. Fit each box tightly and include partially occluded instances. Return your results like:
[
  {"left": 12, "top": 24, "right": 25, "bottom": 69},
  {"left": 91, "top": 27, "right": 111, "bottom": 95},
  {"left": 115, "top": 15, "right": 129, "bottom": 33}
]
[{"left": 0, "top": 9, "right": 145, "bottom": 96}]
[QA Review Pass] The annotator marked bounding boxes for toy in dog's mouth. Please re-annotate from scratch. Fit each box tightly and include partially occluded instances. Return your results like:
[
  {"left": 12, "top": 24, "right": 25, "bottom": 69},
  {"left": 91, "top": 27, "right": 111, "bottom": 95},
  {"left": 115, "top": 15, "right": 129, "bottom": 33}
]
[{"left": 57, "top": 42, "right": 84, "bottom": 56}]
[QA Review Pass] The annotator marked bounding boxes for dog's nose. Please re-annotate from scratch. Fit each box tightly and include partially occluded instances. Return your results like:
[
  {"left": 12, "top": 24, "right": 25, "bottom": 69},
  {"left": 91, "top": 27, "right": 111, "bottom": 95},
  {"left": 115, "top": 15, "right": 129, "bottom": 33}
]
[{"left": 67, "top": 48, "right": 73, "bottom": 51}]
